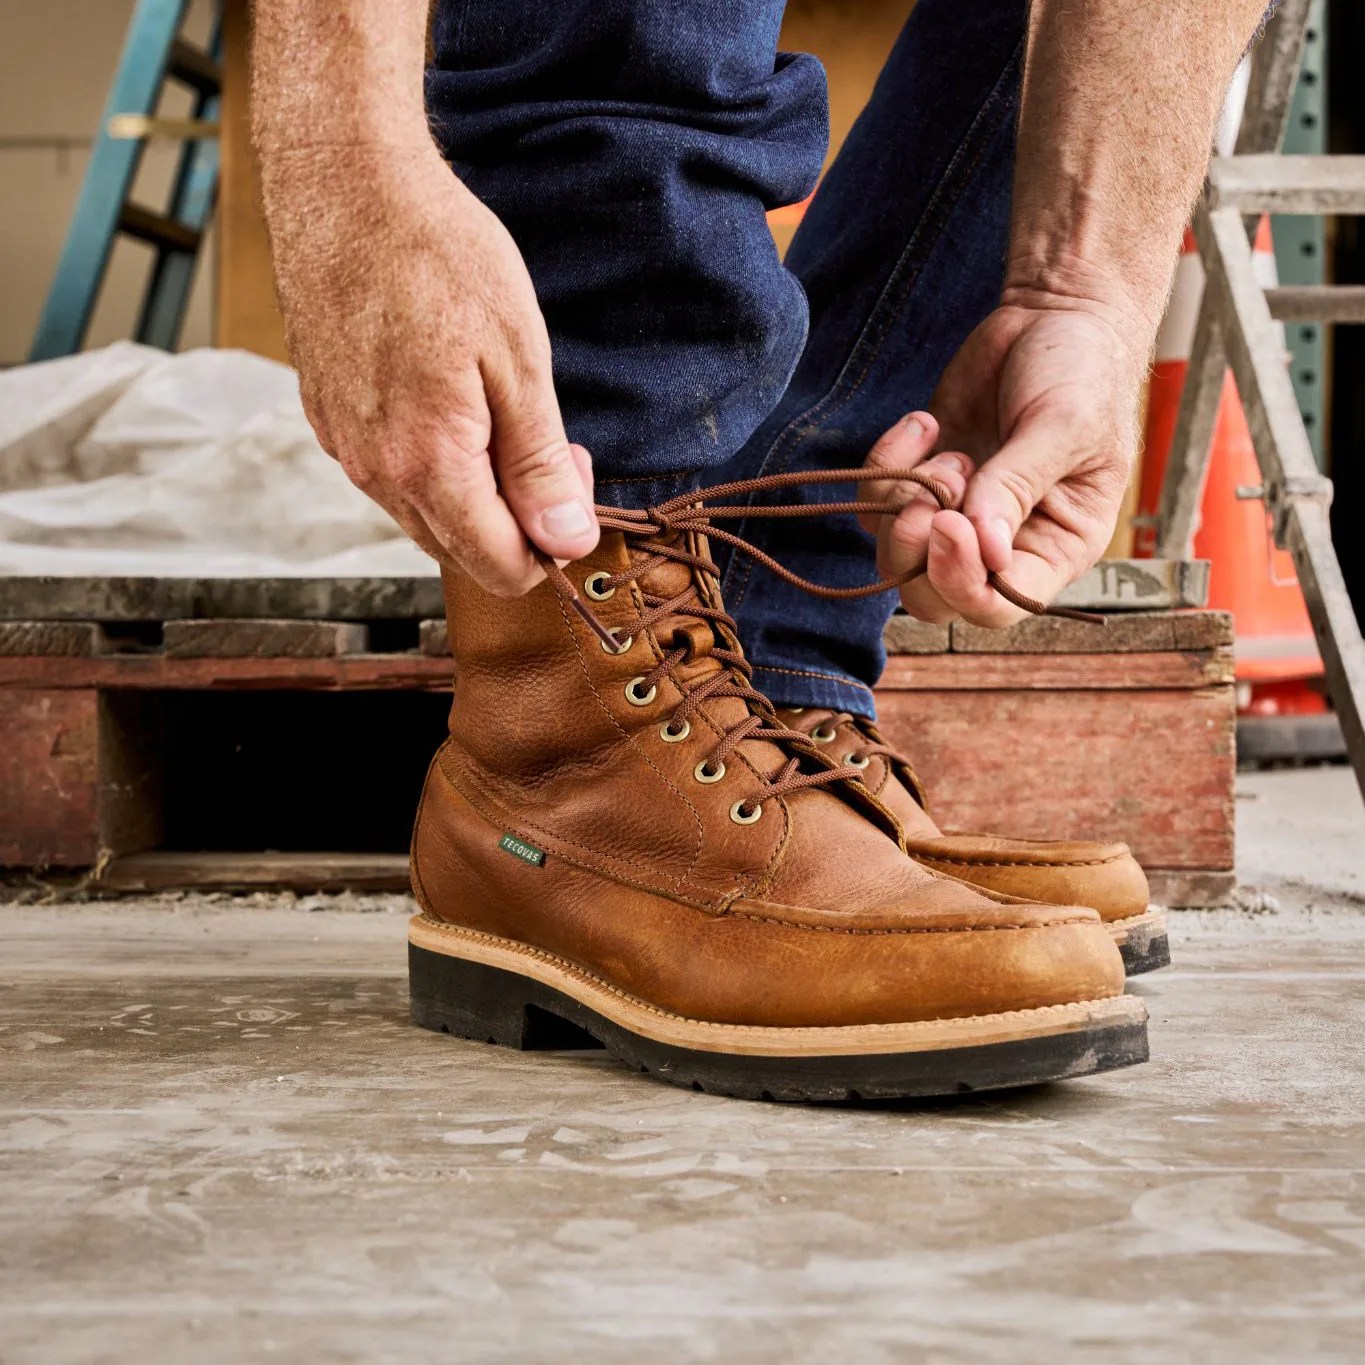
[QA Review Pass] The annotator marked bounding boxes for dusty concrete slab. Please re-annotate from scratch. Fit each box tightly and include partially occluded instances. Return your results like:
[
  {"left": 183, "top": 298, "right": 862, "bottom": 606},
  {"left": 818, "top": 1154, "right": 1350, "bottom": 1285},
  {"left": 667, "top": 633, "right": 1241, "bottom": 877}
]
[{"left": 1, "top": 769, "right": 1363, "bottom": 1364}]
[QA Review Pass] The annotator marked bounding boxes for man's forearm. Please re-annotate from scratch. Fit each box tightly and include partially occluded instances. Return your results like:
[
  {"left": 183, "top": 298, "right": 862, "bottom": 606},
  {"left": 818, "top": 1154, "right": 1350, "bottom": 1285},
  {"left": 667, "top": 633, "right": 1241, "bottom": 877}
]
[
  {"left": 1007, "top": 0, "right": 1270, "bottom": 360},
  {"left": 251, "top": 0, "right": 431, "bottom": 156}
]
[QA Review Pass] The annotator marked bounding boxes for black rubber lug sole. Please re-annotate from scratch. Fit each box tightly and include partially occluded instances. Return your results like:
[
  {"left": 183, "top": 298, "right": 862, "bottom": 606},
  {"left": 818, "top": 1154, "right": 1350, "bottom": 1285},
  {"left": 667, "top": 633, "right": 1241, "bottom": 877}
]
[
  {"left": 1119, "top": 929, "right": 1172, "bottom": 977},
  {"left": 408, "top": 941, "right": 1149, "bottom": 1103}
]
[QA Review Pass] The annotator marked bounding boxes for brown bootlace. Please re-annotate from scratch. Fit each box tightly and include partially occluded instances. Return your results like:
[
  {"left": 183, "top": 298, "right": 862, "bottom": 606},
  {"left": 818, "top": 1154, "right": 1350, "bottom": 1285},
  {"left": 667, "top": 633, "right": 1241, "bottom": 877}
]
[{"left": 535, "top": 467, "right": 1100, "bottom": 820}]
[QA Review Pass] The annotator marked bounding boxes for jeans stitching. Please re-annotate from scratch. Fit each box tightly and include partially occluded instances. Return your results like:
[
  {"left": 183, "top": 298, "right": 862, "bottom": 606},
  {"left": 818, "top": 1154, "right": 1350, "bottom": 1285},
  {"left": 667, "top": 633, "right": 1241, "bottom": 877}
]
[{"left": 752, "top": 662, "right": 875, "bottom": 696}]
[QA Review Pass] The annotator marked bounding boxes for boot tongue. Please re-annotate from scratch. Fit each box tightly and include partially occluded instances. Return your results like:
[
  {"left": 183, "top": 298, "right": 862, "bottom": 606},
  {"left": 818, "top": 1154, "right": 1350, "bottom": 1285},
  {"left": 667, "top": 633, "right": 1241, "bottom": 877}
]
[
  {"left": 625, "top": 530, "right": 698, "bottom": 602},
  {"left": 779, "top": 709, "right": 943, "bottom": 838},
  {"left": 625, "top": 530, "right": 797, "bottom": 777}
]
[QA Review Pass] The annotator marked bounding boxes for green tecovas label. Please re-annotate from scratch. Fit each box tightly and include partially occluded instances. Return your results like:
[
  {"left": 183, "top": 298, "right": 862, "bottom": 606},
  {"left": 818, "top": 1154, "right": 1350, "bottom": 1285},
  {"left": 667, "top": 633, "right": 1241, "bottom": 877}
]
[{"left": 499, "top": 833, "right": 545, "bottom": 867}]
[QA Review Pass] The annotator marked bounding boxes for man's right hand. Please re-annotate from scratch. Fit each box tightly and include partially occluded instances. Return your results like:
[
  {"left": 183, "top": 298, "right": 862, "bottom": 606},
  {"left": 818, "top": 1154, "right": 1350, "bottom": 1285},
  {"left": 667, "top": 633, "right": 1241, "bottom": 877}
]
[{"left": 263, "top": 144, "right": 599, "bottom": 594}]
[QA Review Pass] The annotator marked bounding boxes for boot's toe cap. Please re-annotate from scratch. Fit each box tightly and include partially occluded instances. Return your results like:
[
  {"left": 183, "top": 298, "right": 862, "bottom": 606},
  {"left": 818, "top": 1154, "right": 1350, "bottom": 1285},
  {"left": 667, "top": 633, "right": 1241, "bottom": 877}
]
[
  {"left": 720, "top": 891, "right": 1126, "bottom": 1027},
  {"left": 904, "top": 833, "right": 1151, "bottom": 924}
]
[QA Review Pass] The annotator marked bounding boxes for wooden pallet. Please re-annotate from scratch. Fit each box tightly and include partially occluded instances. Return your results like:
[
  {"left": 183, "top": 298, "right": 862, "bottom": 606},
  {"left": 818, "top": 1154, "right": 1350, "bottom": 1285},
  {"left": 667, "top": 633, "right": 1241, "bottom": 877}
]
[{"left": 0, "top": 576, "right": 1234, "bottom": 906}]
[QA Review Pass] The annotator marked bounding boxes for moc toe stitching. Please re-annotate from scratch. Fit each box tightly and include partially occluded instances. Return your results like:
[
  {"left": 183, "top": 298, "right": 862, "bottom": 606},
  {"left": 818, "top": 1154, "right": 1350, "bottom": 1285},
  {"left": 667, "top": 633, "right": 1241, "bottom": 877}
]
[
  {"left": 913, "top": 852, "right": 1130, "bottom": 869},
  {"left": 722, "top": 910, "right": 1104, "bottom": 934}
]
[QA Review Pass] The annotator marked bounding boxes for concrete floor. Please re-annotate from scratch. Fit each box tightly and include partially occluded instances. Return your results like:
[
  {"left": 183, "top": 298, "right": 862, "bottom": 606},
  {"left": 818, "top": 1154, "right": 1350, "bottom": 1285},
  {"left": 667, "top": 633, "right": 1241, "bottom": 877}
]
[{"left": 2, "top": 769, "right": 1364, "bottom": 1364}]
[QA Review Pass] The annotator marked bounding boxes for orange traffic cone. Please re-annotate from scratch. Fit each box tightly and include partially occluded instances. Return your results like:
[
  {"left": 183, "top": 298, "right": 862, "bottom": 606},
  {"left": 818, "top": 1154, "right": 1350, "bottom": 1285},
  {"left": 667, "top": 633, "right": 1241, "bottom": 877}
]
[{"left": 1135, "top": 219, "right": 1327, "bottom": 724}]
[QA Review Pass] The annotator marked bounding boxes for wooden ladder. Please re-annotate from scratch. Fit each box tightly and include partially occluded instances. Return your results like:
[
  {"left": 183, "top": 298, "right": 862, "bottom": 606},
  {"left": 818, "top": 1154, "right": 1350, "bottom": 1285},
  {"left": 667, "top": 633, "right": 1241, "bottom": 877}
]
[
  {"left": 29, "top": 0, "right": 223, "bottom": 361},
  {"left": 1155, "top": 0, "right": 1365, "bottom": 802}
]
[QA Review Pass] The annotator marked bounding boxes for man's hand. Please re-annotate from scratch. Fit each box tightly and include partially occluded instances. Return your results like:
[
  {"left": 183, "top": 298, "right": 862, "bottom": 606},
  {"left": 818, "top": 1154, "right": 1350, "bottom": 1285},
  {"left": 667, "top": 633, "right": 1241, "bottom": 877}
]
[
  {"left": 252, "top": 3, "right": 598, "bottom": 595},
  {"left": 865, "top": 301, "right": 1140, "bottom": 626},
  {"left": 862, "top": 0, "right": 1269, "bottom": 626}
]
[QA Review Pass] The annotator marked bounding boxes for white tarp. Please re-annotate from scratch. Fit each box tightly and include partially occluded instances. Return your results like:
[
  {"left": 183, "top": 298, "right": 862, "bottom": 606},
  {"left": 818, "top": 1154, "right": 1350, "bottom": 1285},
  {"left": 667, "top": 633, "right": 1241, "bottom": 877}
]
[{"left": 0, "top": 343, "right": 436, "bottom": 577}]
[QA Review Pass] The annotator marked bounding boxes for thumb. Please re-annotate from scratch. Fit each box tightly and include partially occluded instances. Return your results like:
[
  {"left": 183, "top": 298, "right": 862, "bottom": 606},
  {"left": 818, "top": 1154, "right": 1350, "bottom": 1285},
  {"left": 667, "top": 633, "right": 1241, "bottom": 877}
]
[
  {"left": 491, "top": 371, "right": 599, "bottom": 562},
  {"left": 961, "top": 420, "right": 1072, "bottom": 574}
]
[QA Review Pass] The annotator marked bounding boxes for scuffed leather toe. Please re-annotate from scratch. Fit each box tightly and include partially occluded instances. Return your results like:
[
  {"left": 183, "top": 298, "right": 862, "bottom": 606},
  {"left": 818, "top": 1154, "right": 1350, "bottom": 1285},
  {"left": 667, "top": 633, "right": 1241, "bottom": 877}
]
[{"left": 903, "top": 833, "right": 1151, "bottom": 925}]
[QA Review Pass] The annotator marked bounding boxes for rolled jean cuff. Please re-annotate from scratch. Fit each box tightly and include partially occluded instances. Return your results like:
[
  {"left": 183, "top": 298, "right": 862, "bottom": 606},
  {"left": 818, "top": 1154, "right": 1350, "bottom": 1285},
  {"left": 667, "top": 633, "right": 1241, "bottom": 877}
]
[
  {"left": 592, "top": 470, "right": 703, "bottom": 512},
  {"left": 749, "top": 661, "right": 878, "bottom": 720}
]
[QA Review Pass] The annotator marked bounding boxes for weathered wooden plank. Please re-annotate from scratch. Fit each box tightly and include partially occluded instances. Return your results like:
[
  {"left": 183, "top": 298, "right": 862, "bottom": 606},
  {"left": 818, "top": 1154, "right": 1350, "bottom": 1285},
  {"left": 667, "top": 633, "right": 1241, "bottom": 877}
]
[
  {"left": 0, "top": 690, "right": 164, "bottom": 867},
  {"left": 412, "top": 616, "right": 1228, "bottom": 663},
  {"left": 0, "top": 577, "right": 445, "bottom": 623},
  {"left": 0, "top": 622, "right": 111, "bottom": 657},
  {"left": 0, "top": 564, "right": 1204, "bottom": 623},
  {"left": 1158, "top": 296, "right": 1227, "bottom": 563},
  {"left": 0, "top": 690, "right": 102, "bottom": 865},
  {"left": 1207, "top": 155, "right": 1365, "bottom": 215},
  {"left": 163, "top": 618, "right": 369, "bottom": 659},
  {"left": 99, "top": 851, "right": 410, "bottom": 893},
  {"left": 881, "top": 648, "right": 1234, "bottom": 692},
  {"left": 1170, "top": 612, "right": 1237, "bottom": 652},
  {"left": 419, "top": 619, "right": 451, "bottom": 657},
  {"left": 882, "top": 617, "right": 951, "bottom": 655},
  {"left": 0, "top": 645, "right": 1234, "bottom": 693},
  {"left": 445, "top": 605, "right": 1225, "bottom": 661},
  {"left": 1265, "top": 285, "right": 1365, "bottom": 323},
  {"left": 1145, "top": 869, "right": 1238, "bottom": 908},
  {"left": 1234, "top": 0, "right": 1311, "bottom": 159},
  {"left": 0, "top": 654, "right": 454, "bottom": 692},
  {"left": 877, "top": 685, "right": 1235, "bottom": 872},
  {"left": 97, "top": 693, "right": 164, "bottom": 862},
  {"left": 951, "top": 611, "right": 1232, "bottom": 656}
]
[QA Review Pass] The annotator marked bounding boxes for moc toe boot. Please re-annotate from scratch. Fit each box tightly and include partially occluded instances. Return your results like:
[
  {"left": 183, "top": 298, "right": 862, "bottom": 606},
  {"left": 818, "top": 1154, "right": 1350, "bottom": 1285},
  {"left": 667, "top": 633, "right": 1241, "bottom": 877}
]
[
  {"left": 778, "top": 709, "right": 1169, "bottom": 977},
  {"left": 408, "top": 531, "right": 1148, "bottom": 1101}
]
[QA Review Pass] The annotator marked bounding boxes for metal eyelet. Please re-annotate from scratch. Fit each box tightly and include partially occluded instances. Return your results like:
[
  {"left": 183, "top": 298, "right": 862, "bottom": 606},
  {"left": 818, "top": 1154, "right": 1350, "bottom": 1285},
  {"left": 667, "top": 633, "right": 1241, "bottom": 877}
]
[
  {"left": 584, "top": 571, "right": 616, "bottom": 602},
  {"left": 599, "top": 628, "right": 633, "bottom": 655},
  {"left": 844, "top": 751, "right": 871, "bottom": 770},
  {"left": 693, "top": 759, "right": 726, "bottom": 784},
  {"left": 810, "top": 724, "right": 837, "bottom": 743},
  {"left": 660, "top": 718, "right": 691, "bottom": 743},
  {"left": 729, "top": 800, "right": 763, "bottom": 825},
  {"left": 625, "top": 677, "right": 657, "bottom": 707}
]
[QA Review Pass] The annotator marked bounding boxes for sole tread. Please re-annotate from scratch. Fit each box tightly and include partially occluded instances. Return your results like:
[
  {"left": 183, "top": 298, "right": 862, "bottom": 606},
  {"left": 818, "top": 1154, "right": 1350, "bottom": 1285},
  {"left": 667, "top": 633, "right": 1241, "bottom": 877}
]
[{"left": 409, "top": 936, "right": 1149, "bottom": 1103}]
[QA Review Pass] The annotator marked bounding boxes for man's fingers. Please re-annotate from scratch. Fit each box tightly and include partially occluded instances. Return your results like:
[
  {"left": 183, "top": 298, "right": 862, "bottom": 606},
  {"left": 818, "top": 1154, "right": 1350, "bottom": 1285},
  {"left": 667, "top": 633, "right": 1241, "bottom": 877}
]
[
  {"left": 875, "top": 452, "right": 975, "bottom": 587},
  {"left": 424, "top": 444, "right": 549, "bottom": 596},
  {"left": 336, "top": 451, "right": 446, "bottom": 563},
  {"left": 894, "top": 510, "right": 1023, "bottom": 628},
  {"left": 959, "top": 420, "right": 1073, "bottom": 575},
  {"left": 912, "top": 509, "right": 1082, "bottom": 628},
  {"left": 857, "top": 410, "right": 942, "bottom": 537},
  {"left": 489, "top": 354, "right": 599, "bottom": 562}
]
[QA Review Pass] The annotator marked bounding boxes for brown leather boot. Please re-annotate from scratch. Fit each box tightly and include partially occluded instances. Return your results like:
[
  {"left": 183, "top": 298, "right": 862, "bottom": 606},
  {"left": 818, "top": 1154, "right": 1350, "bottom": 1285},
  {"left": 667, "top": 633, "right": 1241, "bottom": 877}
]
[
  {"left": 408, "top": 474, "right": 1147, "bottom": 1100},
  {"left": 776, "top": 709, "right": 1169, "bottom": 976}
]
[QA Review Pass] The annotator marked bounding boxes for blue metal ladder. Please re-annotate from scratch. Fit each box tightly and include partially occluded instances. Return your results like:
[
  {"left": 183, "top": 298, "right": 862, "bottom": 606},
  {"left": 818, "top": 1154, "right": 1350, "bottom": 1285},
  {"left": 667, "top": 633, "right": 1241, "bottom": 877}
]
[{"left": 29, "top": 0, "right": 223, "bottom": 361}]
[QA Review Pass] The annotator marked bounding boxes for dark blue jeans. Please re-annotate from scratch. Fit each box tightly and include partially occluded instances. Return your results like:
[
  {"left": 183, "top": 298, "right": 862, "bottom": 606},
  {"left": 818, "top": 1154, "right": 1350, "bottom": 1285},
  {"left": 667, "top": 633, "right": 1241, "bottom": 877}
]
[{"left": 427, "top": 0, "right": 1025, "bottom": 717}]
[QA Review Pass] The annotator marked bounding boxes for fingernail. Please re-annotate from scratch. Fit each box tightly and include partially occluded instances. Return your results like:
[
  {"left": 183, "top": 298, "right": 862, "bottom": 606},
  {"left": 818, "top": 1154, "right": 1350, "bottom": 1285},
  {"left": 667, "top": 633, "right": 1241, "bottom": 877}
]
[
  {"left": 901, "top": 415, "right": 926, "bottom": 438},
  {"left": 542, "top": 500, "right": 591, "bottom": 538},
  {"left": 938, "top": 454, "right": 970, "bottom": 475}
]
